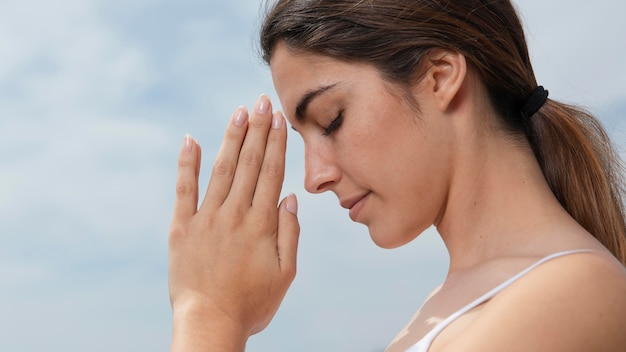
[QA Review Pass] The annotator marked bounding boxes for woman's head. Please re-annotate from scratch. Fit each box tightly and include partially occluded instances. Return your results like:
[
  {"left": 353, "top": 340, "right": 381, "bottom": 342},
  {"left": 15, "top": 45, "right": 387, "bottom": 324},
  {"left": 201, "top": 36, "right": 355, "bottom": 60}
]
[
  {"left": 261, "top": 0, "right": 537, "bottom": 134},
  {"left": 260, "top": 0, "right": 626, "bottom": 262},
  {"left": 270, "top": 44, "right": 471, "bottom": 248}
]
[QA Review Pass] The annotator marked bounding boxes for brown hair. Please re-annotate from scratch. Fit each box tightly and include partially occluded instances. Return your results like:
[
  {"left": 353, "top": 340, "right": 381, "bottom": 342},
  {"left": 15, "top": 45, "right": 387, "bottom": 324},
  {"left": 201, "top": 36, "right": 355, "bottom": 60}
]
[{"left": 259, "top": 0, "right": 626, "bottom": 264}]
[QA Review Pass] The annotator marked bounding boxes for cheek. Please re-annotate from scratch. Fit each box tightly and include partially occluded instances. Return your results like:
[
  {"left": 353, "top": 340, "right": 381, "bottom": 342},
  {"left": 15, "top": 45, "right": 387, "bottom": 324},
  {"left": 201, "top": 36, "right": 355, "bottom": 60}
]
[
  {"left": 375, "top": 189, "right": 441, "bottom": 248},
  {"left": 368, "top": 140, "right": 450, "bottom": 248}
]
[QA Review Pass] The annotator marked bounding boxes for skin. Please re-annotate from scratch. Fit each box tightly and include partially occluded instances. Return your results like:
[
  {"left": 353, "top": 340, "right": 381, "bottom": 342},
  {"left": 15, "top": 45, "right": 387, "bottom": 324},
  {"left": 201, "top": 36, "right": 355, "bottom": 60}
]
[
  {"left": 169, "top": 97, "right": 299, "bottom": 352},
  {"left": 168, "top": 42, "right": 626, "bottom": 351},
  {"left": 271, "top": 46, "right": 452, "bottom": 249}
]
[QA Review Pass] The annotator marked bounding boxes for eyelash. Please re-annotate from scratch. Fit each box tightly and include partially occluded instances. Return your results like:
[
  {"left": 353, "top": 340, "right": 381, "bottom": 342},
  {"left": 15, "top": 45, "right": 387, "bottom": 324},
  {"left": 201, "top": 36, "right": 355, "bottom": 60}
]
[{"left": 322, "top": 111, "right": 344, "bottom": 136}]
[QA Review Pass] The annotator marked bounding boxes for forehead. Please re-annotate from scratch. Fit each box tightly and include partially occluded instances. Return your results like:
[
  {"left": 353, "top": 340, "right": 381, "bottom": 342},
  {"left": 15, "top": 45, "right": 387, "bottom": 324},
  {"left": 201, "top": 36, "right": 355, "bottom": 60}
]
[
  {"left": 270, "top": 45, "right": 340, "bottom": 110},
  {"left": 269, "top": 43, "right": 384, "bottom": 119}
]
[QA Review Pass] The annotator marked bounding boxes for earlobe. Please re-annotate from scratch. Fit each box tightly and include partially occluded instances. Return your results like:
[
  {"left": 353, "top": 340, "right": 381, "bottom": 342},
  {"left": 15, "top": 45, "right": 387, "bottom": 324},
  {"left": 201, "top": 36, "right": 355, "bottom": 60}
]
[{"left": 426, "top": 50, "right": 467, "bottom": 113}]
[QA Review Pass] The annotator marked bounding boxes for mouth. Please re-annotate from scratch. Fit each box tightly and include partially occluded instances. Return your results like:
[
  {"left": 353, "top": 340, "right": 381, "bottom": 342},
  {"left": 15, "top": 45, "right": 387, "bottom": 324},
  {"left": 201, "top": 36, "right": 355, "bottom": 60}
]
[{"left": 340, "top": 192, "right": 371, "bottom": 221}]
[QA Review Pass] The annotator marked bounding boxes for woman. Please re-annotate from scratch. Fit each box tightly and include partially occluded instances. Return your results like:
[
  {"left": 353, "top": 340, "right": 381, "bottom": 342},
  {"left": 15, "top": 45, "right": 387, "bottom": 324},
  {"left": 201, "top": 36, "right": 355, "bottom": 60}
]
[{"left": 168, "top": 0, "right": 626, "bottom": 351}]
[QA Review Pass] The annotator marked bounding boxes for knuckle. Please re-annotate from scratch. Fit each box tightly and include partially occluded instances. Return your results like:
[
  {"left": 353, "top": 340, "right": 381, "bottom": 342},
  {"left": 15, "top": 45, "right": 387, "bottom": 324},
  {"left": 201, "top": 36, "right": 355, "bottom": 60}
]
[
  {"left": 262, "top": 159, "right": 283, "bottom": 179},
  {"left": 213, "top": 159, "right": 235, "bottom": 177},
  {"left": 227, "top": 208, "right": 245, "bottom": 227},
  {"left": 268, "top": 128, "right": 286, "bottom": 142},
  {"left": 241, "top": 150, "right": 263, "bottom": 168},
  {"left": 223, "top": 129, "right": 244, "bottom": 148},
  {"left": 175, "top": 181, "right": 195, "bottom": 198},
  {"left": 249, "top": 117, "right": 268, "bottom": 129},
  {"left": 178, "top": 156, "right": 194, "bottom": 168},
  {"left": 250, "top": 208, "right": 276, "bottom": 232},
  {"left": 168, "top": 224, "right": 187, "bottom": 243}
]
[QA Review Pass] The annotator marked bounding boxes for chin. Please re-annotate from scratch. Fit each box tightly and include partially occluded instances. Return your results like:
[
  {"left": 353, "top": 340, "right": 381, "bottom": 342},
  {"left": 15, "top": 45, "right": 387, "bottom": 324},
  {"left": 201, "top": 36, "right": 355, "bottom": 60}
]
[{"left": 368, "top": 227, "right": 416, "bottom": 249}]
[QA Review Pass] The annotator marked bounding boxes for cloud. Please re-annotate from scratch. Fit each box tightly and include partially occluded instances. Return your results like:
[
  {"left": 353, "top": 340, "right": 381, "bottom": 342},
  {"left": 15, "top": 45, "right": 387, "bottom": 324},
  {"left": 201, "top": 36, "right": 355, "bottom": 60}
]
[
  {"left": 1, "top": 1, "right": 625, "bottom": 351},
  {"left": 0, "top": 1, "right": 175, "bottom": 350}
]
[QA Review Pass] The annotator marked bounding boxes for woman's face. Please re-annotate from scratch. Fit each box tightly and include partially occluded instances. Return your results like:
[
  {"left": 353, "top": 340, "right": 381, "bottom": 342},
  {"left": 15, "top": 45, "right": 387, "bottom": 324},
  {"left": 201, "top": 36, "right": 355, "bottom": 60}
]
[{"left": 270, "top": 43, "right": 453, "bottom": 248}]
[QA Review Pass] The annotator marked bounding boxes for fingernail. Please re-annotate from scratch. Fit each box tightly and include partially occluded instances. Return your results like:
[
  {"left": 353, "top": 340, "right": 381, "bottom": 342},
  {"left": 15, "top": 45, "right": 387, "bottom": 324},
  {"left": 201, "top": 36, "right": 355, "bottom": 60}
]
[
  {"left": 286, "top": 194, "right": 298, "bottom": 215},
  {"left": 233, "top": 106, "right": 246, "bottom": 127},
  {"left": 272, "top": 111, "right": 283, "bottom": 129},
  {"left": 256, "top": 94, "right": 271, "bottom": 114},
  {"left": 183, "top": 134, "right": 193, "bottom": 153}
]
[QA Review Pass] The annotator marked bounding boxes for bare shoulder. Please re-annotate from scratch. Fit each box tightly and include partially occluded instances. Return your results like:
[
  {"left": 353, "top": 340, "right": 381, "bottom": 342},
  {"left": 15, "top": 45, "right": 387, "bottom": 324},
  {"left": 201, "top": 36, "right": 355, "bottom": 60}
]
[
  {"left": 444, "top": 251, "right": 626, "bottom": 352},
  {"left": 386, "top": 284, "right": 443, "bottom": 351}
]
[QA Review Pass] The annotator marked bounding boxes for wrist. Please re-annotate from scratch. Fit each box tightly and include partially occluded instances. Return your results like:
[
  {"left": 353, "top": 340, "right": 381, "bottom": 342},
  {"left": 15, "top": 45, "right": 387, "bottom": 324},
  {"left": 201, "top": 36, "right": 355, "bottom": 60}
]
[{"left": 171, "top": 299, "right": 248, "bottom": 352}]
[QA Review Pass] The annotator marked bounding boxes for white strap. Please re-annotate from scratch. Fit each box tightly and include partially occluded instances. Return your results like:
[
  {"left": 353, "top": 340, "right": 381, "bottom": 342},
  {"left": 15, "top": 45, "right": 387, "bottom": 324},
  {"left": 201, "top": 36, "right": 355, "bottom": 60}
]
[{"left": 406, "top": 249, "right": 592, "bottom": 352}]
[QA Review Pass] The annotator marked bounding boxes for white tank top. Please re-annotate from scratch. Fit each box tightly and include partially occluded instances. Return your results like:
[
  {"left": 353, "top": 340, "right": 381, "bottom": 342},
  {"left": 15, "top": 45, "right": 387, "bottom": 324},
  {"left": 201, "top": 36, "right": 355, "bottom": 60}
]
[{"left": 405, "top": 249, "right": 592, "bottom": 352}]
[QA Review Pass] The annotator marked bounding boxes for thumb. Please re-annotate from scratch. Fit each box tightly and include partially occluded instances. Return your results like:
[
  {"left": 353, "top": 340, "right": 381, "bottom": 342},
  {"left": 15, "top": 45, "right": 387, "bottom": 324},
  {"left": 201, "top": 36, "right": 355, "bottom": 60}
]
[{"left": 277, "top": 193, "right": 300, "bottom": 277}]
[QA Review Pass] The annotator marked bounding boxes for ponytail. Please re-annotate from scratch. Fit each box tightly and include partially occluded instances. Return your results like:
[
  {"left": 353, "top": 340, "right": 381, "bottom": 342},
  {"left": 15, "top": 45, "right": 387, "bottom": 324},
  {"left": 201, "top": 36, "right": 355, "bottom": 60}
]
[{"left": 527, "top": 101, "right": 626, "bottom": 265}]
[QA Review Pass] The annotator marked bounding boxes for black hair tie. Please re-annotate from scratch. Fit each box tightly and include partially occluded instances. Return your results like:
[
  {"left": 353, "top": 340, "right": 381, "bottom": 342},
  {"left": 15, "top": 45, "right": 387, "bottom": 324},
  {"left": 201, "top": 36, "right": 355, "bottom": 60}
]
[{"left": 521, "top": 86, "right": 549, "bottom": 119}]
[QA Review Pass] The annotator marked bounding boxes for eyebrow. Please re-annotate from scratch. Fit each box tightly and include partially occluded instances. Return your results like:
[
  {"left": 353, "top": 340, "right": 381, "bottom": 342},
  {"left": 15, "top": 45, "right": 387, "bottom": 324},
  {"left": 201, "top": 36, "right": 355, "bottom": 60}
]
[{"left": 294, "top": 83, "right": 339, "bottom": 122}]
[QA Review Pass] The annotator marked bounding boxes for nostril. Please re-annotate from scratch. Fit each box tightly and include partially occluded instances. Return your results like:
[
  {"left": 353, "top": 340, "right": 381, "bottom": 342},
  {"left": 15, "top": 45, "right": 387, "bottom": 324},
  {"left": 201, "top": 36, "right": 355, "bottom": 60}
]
[
  {"left": 316, "top": 180, "right": 334, "bottom": 193},
  {"left": 304, "top": 179, "right": 334, "bottom": 194}
]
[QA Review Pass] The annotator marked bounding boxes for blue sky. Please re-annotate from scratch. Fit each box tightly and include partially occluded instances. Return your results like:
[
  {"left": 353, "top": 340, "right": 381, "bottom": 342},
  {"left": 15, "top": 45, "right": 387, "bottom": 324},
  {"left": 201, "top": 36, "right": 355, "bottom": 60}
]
[{"left": 0, "top": 1, "right": 624, "bottom": 351}]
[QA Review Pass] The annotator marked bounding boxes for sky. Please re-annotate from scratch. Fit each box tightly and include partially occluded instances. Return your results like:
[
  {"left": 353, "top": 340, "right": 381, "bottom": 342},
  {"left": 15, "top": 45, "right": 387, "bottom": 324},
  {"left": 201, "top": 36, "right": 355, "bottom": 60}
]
[{"left": 0, "top": 1, "right": 625, "bottom": 351}]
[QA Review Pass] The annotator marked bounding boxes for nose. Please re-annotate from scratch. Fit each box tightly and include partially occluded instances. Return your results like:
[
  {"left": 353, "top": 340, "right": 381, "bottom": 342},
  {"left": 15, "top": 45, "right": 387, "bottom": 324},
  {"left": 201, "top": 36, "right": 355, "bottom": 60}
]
[{"left": 304, "top": 141, "right": 340, "bottom": 194}]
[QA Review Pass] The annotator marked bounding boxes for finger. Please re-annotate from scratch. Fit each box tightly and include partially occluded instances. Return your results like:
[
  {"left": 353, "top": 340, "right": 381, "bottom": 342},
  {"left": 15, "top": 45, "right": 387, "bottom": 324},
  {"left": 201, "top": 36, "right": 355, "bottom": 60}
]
[
  {"left": 277, "top": 194, "right": 300, "bottom": 278},
  {"left": 173, "top": 134, "right": 200, "bottom": 222},
  {"left": 228, "top": 94, "right": 273, "bottom": 205},
  {"left": 195, "top": 136, "right": 202, "bottom": 180},
  {"left": 253, "top": 110, "right": 287, "bottom": 209},
  {"left": 202, "top": 106, "right": 249, "bottom": 210}
]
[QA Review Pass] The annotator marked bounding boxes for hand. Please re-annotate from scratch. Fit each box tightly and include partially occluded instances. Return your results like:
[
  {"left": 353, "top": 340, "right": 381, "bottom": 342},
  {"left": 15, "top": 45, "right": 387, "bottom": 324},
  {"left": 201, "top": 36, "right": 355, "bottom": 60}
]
[{"left": 168, "top": 95, "right": 300, "bottom": 351}]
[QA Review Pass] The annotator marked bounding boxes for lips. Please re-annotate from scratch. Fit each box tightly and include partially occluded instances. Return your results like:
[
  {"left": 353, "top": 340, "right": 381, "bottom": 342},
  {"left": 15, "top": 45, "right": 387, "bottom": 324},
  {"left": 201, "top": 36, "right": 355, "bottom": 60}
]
[
  {"left": 340, "top": 193, "right": 366, "bottom": 209},
  {"left": 340, "top": 192, "right": 370, "bottom": 221}
]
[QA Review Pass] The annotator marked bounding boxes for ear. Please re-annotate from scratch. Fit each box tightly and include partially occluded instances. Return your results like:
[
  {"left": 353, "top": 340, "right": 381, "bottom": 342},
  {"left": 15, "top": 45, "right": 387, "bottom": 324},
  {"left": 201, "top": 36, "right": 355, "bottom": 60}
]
[{"left": 421, "top": 50, "right": 467, "bottom": 113}]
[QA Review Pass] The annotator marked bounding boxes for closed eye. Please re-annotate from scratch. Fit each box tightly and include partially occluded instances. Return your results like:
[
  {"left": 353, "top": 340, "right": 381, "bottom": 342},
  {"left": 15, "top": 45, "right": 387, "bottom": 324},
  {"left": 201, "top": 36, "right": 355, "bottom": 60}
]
[{"left": 323, "top": 111, "right": 343, "bottom": 136}]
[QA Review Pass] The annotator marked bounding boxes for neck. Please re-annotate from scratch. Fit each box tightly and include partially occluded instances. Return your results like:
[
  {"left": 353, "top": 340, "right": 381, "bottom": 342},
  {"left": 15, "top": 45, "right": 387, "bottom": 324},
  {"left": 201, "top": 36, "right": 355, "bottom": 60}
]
[{"left": 434, "top": 122, "right": 585, "bottom": 273}]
